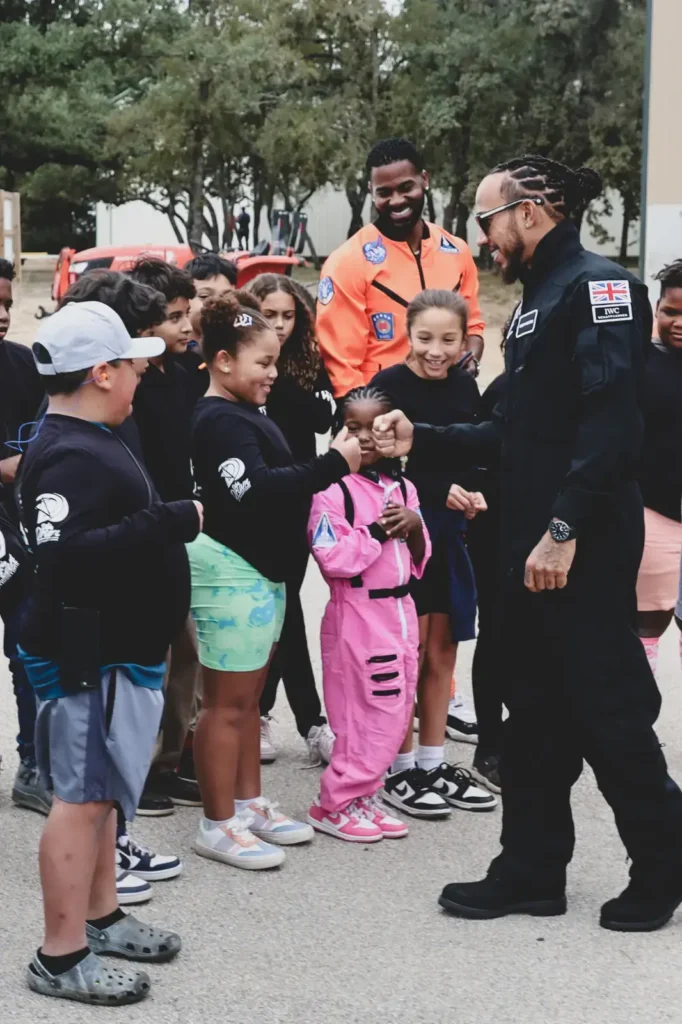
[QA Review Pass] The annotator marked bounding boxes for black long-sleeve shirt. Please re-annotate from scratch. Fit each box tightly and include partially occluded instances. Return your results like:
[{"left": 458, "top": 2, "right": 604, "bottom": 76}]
[
  {"left": 372, "top": 362, "right": 480, "bottom": 505},
  {"left": 265, "top": 365, "right": 334, "bottom": 461},
  {"left": 190, "top": 396, "right": 348, "bottom": 581},
  {"left": 131, "top": 355, "right": 196, "bottom": 501},
  {"left": 0, "top": 338, "right": 44, "bottom": 507},
  {"left": 637, "top": 340, "right": 682, "bottom": 522},
  {"left": 410, "top": 221, "right": 651, "bottom": 572},
  {"left": 18, "top": 414, "right": 199, "bottom": 664}
]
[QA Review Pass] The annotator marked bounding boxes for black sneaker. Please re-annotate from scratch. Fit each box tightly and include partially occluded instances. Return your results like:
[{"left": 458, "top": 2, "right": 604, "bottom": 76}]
[
  {"left": 422, "top": 762, "right": 497, "bottom": 811},
  {"left": 439, "top": 875, "right": 567, "bottom": 919},
  {"left": 136, "top": 786, "right": 175, "bottom": 817},
  {"left": 470, "top": 753, "right": 501, "bottom": 794},
  {"left": 382, "top": 767, "right": 451, "bottom": 818},
  {"left": 150, "top": 770, "right": 202, "bottom": 807},
  {"left": 600, "top": 875, "right": 682, "bottom": 932}
]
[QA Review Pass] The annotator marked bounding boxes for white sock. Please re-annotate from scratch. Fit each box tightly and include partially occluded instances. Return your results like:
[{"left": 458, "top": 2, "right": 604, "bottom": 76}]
[
  {"left": 235, "top": 796, "right": 259, "bottom": 815},
  {"left": 391, "top": 752, "right": 415, "bottom": 774},
  {"left": 204, "top": 815, "right": 239, "bottom": 828},
  {"left": 417, "top": 745, "right": 444, "bottom": 771}
]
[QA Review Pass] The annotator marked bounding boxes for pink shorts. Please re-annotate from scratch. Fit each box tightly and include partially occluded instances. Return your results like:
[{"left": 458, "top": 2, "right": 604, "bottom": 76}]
[{"left": 636, "top": 507, "right": 682, "bottom": 612}]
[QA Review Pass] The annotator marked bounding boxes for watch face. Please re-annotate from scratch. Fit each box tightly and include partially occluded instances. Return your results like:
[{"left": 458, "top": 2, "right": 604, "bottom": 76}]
[{"left": 551, "top": 520, "right": 571, "bottom": 542}]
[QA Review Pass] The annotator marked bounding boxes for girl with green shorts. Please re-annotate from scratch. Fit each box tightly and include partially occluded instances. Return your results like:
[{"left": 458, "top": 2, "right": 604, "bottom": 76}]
[{"left": 188, "top": 291, "right": 360, "bottom": 871}]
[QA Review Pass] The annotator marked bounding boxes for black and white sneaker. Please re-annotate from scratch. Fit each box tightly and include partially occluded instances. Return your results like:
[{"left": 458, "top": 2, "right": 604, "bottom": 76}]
[
  {"left": 382, "top": 768, "right": 451, "bottom": 819},
  {"left": 423, "top": 762, "right": 497, "bottom": 811},
  {"left": 446, "top": 694, "right": 478, "bottom": 743},
  {"left": 116, "top": 832, "right": 183, "bottom": 881}
]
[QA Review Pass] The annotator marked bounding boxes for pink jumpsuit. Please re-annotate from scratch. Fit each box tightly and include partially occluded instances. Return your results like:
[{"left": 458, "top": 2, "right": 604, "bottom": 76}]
[{"left": 308, "top": 472, "right": 431, "bottom": 813}]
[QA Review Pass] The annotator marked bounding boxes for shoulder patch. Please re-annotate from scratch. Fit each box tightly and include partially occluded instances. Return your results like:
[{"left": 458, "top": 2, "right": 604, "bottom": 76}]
[
  {"left": 312, "top": 512, "right": 337, "bottom": 549},
  {"left": 592, "top": 304, "right": 633, "bottom": 324},
  {"left": 515, "top": 309, "right": 538, "bottom": 338},
  {"left": 370, "top": 312, "right": 395, "bottom": 340},
  {"left": 362, "top": 237, "right": 387, "bottom": 265},
  {"left": 439, "top": 236, "right": 460, "bottom": 254},
  {"left": 588, "top": 280, "right": 631, "bottom": 305},
  {"left": 218, "top": 458, "right": 252, "bottom": 501},
  {"left": 318, "top": 276, "right": 334, "bottom": 305}
]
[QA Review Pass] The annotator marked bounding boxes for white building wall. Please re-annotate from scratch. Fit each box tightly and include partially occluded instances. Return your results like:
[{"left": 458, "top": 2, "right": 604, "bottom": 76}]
[
  {"left": 643, "top": 0, "right": 682, "bottom": 302},
  {"left": 97, "top": 188, "right": 639, "bottom": 263}
]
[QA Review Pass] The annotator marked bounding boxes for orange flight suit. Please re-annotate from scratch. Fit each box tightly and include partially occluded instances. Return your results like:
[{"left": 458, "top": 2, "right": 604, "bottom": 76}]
[{"left": 316, "top": 221, "right": 485, "bottom": 397}]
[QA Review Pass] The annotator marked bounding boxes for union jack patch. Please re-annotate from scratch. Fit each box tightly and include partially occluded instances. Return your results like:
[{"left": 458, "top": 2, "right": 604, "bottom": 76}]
[{"left": 588, "top": 280, "right": 631, "bottom": 305}]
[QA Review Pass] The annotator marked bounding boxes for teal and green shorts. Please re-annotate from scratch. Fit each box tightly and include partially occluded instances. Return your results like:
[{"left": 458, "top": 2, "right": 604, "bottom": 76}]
[{"left": 187, "top": 533, "right": 286, "bottom": 672}]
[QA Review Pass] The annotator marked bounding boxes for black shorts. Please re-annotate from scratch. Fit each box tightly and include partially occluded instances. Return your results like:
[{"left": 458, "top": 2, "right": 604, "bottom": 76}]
[{"left": 411, "top": 538, "right": 451, "bottom": 617}]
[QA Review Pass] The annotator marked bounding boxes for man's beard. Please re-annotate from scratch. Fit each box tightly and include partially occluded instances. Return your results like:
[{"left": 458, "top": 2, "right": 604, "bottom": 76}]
[
  {"left": 494, "top": 228, "right": 526, "bottom": 285},
  {"left": 374, "top": 194, "right": 425, "bottom": 241}
]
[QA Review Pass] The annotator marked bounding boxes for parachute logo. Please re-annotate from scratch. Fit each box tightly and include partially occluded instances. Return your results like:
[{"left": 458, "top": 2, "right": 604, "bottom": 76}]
[{"left": 36, "top": 493, "right": 70, "bottom": 524}]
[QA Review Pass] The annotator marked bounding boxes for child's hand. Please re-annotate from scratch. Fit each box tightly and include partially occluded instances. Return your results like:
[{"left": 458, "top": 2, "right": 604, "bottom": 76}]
[
  {"left": 331, "top": 426, "right": 362, "bottom": 473},
  {"left": 464, "top": 492, "right": 488, "bottom": 520},
  {"left": 446, "top": 484, "right": 476, "bottom": 514},
  {"left": 379, "top": 502, "right": 421, "bottom": 539}
]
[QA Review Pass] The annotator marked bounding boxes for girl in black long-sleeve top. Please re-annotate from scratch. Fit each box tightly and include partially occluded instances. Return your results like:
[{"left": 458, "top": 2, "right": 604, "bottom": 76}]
[
  {"left": 187, "top": 295, "right": 358, "bottom": 871},
  {"left": 248, "top": 275, "right": 336, "bottom": 762}
]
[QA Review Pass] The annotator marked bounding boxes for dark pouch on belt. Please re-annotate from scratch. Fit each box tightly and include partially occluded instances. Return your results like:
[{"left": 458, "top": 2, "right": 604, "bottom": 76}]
[{"left": 59, "top": 606, "right": 101, "bottom": 693}]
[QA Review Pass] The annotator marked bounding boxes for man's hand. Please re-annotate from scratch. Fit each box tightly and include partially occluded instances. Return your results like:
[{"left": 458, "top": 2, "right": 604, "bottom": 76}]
[
  {"left": 372, "top": 410, "right": 414, "bottom": 458},
  {"left": 0, "top": 455, "right": 21, "bottom": 486},
  {"left": 379, "top": 502, "right": 421, "bottom": 539},
  {"left": 524, "top": 531, "right": 576, "bottom": 592}
]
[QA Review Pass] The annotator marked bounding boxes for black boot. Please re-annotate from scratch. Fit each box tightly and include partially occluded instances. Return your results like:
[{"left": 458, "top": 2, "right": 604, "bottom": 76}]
[
  {"left": 439, "top": 874, "right": 567, "bottom": 920},
  {"left": 600, "top": 875, "right": 682, "bottom": 932}
]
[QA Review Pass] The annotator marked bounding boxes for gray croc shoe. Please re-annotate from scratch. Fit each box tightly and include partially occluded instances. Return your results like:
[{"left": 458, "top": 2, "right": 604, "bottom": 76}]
[
  {"left": 27, "top": 951, "right": 150, "bottom": 1005},
  {"left": 86, "top": 914, "right": 182, "bottom": 963}
]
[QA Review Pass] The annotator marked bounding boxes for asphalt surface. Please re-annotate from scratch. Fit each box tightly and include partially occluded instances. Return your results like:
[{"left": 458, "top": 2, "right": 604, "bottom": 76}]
[
  {"left": 1, "top": 564, "right": 682, "bottom": 1023},
  {"left": 2, "top": 278, "right": 681, "bottom": 1021}
]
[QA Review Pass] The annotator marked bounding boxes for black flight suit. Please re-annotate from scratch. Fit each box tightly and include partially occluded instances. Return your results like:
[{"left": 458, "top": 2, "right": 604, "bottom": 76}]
[{"left": 410, "top": 220, "right": 682, "bottom": 887}]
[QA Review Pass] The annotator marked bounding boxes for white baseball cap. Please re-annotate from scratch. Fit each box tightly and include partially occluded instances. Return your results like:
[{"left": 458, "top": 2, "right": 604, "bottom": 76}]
[{"left": 32, "top": 301, "right": 166, "bottom": 376}]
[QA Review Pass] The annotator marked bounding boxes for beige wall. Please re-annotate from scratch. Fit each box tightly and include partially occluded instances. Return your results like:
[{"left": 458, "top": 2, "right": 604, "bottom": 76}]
[{"left": 644, "top": 0, "right": 682, "bottom": 294}]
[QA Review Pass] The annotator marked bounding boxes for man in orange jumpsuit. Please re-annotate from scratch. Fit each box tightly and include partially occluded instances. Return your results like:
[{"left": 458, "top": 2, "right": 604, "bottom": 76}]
[{"left": 317, "top": 137, "right": 485, "bottom": 397}]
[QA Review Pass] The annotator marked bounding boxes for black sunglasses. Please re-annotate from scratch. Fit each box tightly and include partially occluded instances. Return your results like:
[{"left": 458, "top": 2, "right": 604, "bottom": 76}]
[{"left": 475, "top": 196, "right": 545, "bottom": 232}]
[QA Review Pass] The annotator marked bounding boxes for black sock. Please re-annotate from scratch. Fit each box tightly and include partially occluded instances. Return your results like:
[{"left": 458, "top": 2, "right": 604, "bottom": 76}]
[
  {"left": 32, "top": 946, "right": 90, "bottom": 977},
  {"left": 87, "top": 907, "right": 126, "bottom": 930}
]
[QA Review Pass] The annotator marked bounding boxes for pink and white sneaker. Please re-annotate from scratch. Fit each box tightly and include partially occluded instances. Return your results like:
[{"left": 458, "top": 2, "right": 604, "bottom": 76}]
[
  {"left": 356, "top": 795, "right": 409, "bottom": 838},
  {"left": 307, "top": 800, "right": 383, "bottom": 843}
]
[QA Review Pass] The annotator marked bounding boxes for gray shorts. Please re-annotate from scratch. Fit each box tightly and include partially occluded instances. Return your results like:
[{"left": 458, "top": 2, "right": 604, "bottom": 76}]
[{"left": 35, "top": 669, "right": 164, "bottom": 822}]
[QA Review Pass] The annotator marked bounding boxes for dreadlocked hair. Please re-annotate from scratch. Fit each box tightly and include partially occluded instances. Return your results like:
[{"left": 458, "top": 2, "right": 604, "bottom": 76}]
[
  {"left": 247, "top": 274, "right": 320, "bottom": 390},
  {"left": 654, "top": 260, "right": 682, "bottom": 298},
  {"left": 332, "top": 384, "right": 393, "bottom": 436},
  {"left": 200, "top": 292, "right": 271, "bottom": 365},
  {"left": 366, "top": 137, "right": 424, "bottom": 178},
  {"left": 493, "top": 155, "right": 603, "bottom": 221}
]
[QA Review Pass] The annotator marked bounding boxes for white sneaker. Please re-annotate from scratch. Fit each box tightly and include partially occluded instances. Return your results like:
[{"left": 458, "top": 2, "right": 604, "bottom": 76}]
[
  {"left": 307, "top": 723, "right": 335, "bottom": 765},
  {"left": 194, "top": 815, "right": 285, "bottom": 870},
  {"left": 446, "top": 692, "right": 478, "bottom": 743},
  {"left": 260, "top": 716, "right": 277, "bottom": 764},
  {"left": 116, "top": 832, "right": 182, "bottom": 881},
  {"left": 116, "top": 869, "right": 152, "bottom": 906},
  {"left": 240, "top": 796, "right": 314, "bottom": 845}
]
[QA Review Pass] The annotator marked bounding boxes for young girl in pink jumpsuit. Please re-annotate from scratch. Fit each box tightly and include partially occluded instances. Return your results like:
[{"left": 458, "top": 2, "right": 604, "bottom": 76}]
[{"left": 306, "top": 386, "right": 431, "bottom": 842}]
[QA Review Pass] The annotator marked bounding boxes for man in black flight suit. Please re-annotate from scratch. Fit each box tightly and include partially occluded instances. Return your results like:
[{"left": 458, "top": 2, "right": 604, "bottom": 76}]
[{"left": 373, "top": 155, "right": 682, "bottom": 933}]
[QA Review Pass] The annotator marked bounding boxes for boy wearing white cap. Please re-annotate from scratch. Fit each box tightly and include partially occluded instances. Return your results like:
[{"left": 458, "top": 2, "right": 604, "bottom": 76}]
[{"left": 17, "top": 301, "right": 203, "bottom": 1005}]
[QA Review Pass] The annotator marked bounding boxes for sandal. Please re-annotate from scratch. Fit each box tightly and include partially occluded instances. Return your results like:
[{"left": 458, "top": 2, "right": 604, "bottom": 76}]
[
  {"left": 27, "top": 951, "right": 150, "bottom": 1005},
  {"left": 86, "top": 914, "right": 182, "bottom": 963}
]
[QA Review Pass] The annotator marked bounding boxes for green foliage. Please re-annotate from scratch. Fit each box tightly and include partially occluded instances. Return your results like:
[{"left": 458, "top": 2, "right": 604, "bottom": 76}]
[{"left": 0, "top": 0, "right": 647, "bottom": 251}]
